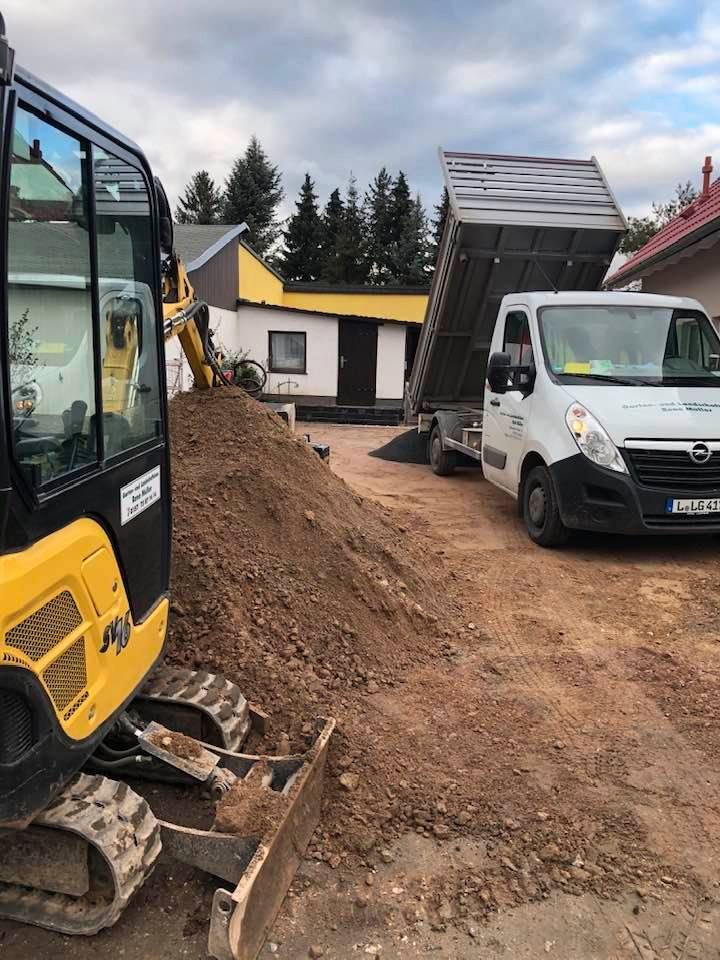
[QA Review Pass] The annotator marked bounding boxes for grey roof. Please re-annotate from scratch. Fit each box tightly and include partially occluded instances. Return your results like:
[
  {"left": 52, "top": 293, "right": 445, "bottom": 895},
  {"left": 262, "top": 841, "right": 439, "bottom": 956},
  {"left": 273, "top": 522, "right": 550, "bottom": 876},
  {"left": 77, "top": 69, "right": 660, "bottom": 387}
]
[
  {"left": 174, "top": 224, "right": 246, "bottom": 271},
  {"left": 9, "top": 221, "right": 133, "bottom": 279},
  {"left": 8, "top": 221, "right": 247, "bottom": 282},
  {"left": 441, "top": 150, "right": 627, "bottom": 231}
]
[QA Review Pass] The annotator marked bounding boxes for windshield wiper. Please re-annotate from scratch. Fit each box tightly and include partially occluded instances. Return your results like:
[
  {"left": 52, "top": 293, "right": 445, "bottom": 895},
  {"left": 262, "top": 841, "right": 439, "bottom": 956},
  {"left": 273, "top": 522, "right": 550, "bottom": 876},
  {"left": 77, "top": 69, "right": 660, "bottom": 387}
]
[
  {"left": 660, "top": 375, "right": 720, "bottom": 386},
  {"left": 562, "top": 372, "right": 655, "bottom": 386}
]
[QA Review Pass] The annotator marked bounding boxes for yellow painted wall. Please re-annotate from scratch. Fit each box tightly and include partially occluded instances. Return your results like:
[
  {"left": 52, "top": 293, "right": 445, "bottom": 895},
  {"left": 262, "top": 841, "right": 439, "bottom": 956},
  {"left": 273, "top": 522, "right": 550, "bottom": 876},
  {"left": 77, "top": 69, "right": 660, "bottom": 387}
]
[
  {"left": 283, "top": 290, "right": 427, "bottom": 323},
  {"left": 239, "top": 244, "right": 428, "bottom": 322},
  {"left": 239, "top": 245, "right": 284, "bottom": 306}
]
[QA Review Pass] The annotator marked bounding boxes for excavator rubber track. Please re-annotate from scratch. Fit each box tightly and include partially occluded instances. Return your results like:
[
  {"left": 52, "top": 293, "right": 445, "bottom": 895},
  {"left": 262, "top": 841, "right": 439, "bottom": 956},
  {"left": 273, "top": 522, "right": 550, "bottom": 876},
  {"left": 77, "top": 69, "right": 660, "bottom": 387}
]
[
  {"left": 135, "top": 665, "right": 252, "bottom": 751},
  {"left": 0, "top": 773, "right": 161, "bottom": 935}
]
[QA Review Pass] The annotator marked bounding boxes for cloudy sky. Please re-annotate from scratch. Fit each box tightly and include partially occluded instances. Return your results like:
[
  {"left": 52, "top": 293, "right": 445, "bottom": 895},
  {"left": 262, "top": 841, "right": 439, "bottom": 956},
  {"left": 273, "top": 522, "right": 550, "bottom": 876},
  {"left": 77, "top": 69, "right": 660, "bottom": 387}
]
[{"left": 6, "top": 0, "right": 720, "bottom": 220}]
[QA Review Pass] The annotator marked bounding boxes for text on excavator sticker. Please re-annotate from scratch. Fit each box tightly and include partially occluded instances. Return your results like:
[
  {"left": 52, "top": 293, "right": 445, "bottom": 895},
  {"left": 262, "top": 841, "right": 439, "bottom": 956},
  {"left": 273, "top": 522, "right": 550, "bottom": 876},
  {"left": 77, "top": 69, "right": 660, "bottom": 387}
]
[
  {"left": 120, "top": 466, "right": 161, "bottom": 525},
  {"left": 101, "top": 611, "right": 131, "bottom": 655}
]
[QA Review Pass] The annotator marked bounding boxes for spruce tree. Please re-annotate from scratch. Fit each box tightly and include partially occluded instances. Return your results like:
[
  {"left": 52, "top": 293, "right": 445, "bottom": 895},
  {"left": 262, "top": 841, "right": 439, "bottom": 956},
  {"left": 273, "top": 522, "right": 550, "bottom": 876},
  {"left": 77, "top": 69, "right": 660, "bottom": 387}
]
[
  {"left": 279, "top": 173, "right": 323, "bottom": 281},
  {"left": 391, "top": 194, "right": 431, "bottom": 285},
  {"left": 175, "top": 170, "right": 222, "bottom": 224},
  {"left": 431, "top": 187, "right": 450, "bottom": 264},
  {"left": 223, "top": 135, "right": 284, "bottom": 256},
  {"left": 365, "top": 167, "right": 394, "bottom": 282},
  {"left": 319, "top": 188, "right": 345, "bottom": 283},
  {"left": 390, "top": 171, "right": 413, "bottom": 243},
  {"left": 335, "top": 174, "right": 369, "bottom": 284}
]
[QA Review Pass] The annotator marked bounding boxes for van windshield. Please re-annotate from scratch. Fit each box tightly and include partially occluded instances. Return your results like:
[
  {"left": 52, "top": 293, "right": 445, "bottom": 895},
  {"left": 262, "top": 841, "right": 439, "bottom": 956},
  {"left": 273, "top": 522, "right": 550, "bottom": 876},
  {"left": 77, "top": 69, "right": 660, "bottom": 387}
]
[{"left": 538, "top": 305, "right": 720, "bottom": 386}]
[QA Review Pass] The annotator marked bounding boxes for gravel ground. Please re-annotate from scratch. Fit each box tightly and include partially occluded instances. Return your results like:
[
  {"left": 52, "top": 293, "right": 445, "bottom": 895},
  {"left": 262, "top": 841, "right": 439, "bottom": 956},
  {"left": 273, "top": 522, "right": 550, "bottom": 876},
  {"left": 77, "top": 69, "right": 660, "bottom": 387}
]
[{"left": 3, "top": 419, "right": 719, "bottom": 960}]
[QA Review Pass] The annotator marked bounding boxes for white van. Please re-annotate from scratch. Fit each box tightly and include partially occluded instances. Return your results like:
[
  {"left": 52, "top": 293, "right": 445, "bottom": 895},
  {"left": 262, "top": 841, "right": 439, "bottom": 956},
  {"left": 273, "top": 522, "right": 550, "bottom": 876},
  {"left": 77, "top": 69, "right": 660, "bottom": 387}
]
[{"left": 427, "top": 290, "right": 720, "bottom": 546}]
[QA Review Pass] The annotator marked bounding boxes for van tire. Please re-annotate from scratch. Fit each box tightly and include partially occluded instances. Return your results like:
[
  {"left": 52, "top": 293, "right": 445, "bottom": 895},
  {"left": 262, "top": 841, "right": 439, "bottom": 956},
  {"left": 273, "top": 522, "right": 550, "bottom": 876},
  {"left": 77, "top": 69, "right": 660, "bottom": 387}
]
[
  {"left": 523, "top": 464, "right": 570, "bottom": 547},
  {"left": 429, "top": 426, "right": 457, "bottom": 476}
]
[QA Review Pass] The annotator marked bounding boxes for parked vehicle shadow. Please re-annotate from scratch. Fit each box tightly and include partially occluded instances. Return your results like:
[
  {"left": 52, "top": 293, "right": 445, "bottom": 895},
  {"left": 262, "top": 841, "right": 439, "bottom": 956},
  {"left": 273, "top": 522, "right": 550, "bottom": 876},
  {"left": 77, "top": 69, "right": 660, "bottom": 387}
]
[{"left": 368, "top": 429, "right": 428, "bottom": 464}]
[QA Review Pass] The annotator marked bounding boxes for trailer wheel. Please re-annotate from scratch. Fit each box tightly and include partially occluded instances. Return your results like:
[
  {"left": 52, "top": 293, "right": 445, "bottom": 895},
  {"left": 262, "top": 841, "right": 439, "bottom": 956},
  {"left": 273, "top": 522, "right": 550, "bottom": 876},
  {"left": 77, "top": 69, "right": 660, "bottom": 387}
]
[
  {"left": 429, "top": 426, "right": 457, "bottom": 476},
  {"left": 523, "top": 465, "right": 569, "bottom": 547}
]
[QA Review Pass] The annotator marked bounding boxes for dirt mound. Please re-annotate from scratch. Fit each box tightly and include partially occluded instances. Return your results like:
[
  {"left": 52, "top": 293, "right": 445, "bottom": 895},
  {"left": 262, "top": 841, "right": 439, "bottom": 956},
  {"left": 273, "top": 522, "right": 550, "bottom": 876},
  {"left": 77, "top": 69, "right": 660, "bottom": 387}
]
[
  {"left": 167, "top": 389, "right": 672, "bottom": 924},
  {"left": 167, "top": 388, "right": 460, "bottom": 854}
]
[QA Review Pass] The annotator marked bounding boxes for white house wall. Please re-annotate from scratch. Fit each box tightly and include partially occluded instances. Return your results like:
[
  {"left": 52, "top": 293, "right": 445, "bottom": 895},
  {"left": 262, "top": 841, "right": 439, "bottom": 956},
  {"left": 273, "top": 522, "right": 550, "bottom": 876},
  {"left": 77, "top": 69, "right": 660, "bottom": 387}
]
[
  {"left": 166, "top": 299, "right": 412, "bottom": 403},
  {"left": 164, "top": 305, "right": 236, "bottom": 395},
  {"left": 376, "top": 324, "right": 407, "bottom": 401},
  {"left": 234, "top": 305, "right": 339, "bottom": 398}
]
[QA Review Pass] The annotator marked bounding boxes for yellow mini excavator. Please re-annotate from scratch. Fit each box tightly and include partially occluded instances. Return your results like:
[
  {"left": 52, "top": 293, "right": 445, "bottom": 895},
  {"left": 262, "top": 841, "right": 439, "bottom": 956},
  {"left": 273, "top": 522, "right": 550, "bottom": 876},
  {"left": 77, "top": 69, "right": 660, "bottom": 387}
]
[{"left": 0, "top": 16, "right": 333, "bottom": 959}]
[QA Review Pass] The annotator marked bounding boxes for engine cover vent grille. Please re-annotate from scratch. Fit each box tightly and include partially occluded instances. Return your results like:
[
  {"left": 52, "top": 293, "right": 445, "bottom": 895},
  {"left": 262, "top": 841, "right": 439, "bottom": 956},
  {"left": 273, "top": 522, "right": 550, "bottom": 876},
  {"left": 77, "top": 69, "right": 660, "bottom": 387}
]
[
  {"left": 42, "top": 637, "right": 87, "bottom": 712},
  {"left": 5, "top": 592, "right": 82, "bottom": 662}
]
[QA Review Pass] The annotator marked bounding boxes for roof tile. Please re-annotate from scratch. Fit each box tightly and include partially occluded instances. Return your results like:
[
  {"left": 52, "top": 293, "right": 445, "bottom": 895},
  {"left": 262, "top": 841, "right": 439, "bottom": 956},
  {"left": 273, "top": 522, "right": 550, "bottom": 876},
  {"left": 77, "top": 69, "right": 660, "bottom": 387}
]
[{"left": 608, "top": 177, "right": 720, "bottom": 284}]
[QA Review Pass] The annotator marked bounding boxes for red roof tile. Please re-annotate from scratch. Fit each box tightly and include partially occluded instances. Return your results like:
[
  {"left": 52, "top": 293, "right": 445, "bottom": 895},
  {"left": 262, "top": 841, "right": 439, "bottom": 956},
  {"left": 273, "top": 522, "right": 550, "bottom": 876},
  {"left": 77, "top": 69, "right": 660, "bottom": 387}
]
[{"left": 607, "top": 177, "right": 720, "bottom": 285}]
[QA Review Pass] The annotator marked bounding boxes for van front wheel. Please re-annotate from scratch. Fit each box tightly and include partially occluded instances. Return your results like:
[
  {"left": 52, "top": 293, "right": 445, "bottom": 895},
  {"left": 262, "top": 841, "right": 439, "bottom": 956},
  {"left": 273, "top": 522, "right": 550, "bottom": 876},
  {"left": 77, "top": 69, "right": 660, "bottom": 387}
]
[{"left": 523, "top": 465, "right": 570, "bottom": 547}]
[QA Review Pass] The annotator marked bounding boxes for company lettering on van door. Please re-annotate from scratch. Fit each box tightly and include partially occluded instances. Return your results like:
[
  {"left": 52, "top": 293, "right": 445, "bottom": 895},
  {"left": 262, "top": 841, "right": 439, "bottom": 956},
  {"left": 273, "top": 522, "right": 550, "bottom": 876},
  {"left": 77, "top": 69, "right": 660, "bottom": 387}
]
[
  {"left": 622, "top": 400, "right": 720, "bottom": 413},
  {"left": 500, "top": 410, "right": 525, "bottom": 439}
]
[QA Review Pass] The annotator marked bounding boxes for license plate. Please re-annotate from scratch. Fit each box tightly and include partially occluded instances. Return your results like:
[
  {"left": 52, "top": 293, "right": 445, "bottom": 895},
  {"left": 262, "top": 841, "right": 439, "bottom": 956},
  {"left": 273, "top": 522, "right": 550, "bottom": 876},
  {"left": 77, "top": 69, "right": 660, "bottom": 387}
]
[{"left": 665, "top": 497, "right": 720, "bottom": 515}]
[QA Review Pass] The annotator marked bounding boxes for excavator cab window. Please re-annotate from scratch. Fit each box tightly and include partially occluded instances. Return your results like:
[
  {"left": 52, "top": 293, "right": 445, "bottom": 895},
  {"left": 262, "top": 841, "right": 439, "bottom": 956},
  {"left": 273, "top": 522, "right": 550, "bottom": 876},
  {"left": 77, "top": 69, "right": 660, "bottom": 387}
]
[
  {"left": 5, "top": 103, "right": 162, "bottom": 486},
  {"left": 94, "top": 146, "right": 162, "bottom": 457},
  {"left": 9, "top": 106, "right": 96, "bottom": 485}
]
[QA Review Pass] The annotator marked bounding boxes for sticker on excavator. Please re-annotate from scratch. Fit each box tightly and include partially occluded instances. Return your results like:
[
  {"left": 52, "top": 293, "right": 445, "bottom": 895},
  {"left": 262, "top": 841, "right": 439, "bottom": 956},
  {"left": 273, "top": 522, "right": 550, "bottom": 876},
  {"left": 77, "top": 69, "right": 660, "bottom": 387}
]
[{"left": 120, "top": 466, "right": 161, "bottom": 525}]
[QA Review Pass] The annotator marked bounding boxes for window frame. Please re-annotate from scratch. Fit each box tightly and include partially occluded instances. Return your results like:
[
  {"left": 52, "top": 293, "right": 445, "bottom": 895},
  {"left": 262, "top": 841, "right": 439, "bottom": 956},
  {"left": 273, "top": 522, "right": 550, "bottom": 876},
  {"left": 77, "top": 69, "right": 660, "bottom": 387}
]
[
  {"left": 502, "top": 308, "right": 534, "bottom": 391},
  {"left": 502, "top": 310, "right": 534, "bottom": 365},
  {"left": 2, "top": 86, "right": 167, "bottom": 500},
  {"left": 268, "top": 330, "right": 307, "bottom": 375}
]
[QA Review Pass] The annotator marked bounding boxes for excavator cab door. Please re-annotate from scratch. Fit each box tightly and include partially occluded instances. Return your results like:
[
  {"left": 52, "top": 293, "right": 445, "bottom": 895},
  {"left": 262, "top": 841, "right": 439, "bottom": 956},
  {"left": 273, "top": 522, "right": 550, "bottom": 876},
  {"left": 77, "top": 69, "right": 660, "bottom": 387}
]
[{"left": 1, "top": 74, "right": 171, "bottom": 625}]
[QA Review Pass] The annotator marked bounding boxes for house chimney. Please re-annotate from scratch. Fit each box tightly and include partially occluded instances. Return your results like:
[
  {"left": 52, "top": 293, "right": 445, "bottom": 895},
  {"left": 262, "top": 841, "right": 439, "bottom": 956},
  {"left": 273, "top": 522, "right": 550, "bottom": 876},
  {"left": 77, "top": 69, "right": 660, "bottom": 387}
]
[{"left": 702, "top": 155, "right": 713, "bottom": 195}]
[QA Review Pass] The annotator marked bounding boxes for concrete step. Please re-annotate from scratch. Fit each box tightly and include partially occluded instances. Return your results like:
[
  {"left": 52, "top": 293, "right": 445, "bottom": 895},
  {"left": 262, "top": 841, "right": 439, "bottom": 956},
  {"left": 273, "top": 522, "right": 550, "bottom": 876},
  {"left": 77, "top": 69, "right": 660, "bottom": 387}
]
[{"left": 295, "top": 405, "right": 403, "bottom": 426}]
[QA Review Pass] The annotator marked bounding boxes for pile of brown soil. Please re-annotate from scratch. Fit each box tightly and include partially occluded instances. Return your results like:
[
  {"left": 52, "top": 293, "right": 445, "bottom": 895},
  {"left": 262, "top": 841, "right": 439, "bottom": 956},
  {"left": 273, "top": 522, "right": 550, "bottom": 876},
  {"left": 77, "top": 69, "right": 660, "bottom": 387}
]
[
  {"left": 214, "top": 762, "right": 288, "bottom": 838},
  {"left": 167, "top": 388, "right": 461, "bottom": 856},
  {"left": 166, "top": 390, "right": 676, "bottom": 922}
]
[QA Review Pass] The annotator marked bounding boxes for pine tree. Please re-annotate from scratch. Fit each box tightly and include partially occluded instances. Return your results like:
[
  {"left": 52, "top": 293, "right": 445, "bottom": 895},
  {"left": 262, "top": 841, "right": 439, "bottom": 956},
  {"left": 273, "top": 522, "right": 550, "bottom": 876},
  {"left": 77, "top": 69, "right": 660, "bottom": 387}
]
[
  {"left": 334, "top": 174, "right": 369, "bottom": 284},
  {"left": 279, "top": 173, "right": 323, "bottom": 281},
  {"left": 319, "top": 187, "right": 345, "bottom": 283},
  {"left": 365, "top": 167, "right": 394, "bottom": 282},
  {"left": 391, "top": 194, "right": 431, "bottom": 285},
  {"left": 223, "top": 136, "right": 284, "bottom": 256},
  {"left": 175, "top": 170, "right": 222, "bottom": 225},
  {"left": 431, "top": 187, "right": 450, "bottom": 264}
]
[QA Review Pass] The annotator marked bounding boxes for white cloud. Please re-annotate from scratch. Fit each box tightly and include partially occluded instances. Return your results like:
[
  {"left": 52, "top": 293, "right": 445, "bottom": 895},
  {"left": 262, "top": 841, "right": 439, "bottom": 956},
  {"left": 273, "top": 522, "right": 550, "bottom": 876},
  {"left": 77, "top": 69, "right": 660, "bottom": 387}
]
[{"left": 4, "top": 0, "right": 720, "bottom": 222}]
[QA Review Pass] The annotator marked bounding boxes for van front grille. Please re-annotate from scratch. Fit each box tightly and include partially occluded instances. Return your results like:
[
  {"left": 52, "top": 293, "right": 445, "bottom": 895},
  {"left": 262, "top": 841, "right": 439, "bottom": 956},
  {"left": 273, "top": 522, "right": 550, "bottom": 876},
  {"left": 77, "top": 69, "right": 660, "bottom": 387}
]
[{"left": 625, "top": 448, "right": 720, "bottom": 491}]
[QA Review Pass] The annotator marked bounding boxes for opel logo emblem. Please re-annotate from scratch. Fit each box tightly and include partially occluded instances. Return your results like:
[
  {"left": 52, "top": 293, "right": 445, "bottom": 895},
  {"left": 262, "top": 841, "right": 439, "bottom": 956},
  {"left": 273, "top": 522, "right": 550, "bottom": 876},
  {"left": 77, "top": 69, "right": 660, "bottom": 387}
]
[{"left": 690, "top": 442, "right": 712, "bottom": 464}]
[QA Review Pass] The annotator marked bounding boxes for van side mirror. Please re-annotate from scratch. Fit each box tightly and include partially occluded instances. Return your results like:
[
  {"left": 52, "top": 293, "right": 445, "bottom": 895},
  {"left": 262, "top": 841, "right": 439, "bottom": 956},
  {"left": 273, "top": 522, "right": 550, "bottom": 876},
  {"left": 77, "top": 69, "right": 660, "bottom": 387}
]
[{"left": 487, "top": 351, "right": 511, "bottom": 394}]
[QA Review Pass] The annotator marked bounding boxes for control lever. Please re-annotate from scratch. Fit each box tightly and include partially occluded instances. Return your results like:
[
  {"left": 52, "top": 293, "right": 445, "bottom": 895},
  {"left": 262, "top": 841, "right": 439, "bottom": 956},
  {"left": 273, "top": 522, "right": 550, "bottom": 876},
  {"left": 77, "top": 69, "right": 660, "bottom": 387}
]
[{"left": 67, "top": 400, "right": 88, "bottom": 470}]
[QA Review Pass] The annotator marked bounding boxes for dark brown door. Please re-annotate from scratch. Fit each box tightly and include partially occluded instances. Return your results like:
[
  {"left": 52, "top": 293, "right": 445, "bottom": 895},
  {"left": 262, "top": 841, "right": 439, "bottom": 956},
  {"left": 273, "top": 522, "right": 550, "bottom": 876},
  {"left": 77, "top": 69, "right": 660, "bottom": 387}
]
[
  {"left": 338, "top": 319, "right": 377, "bottom": 405},
  {"left": 405, "top": 325, "right": 420, "bottom": 382}
]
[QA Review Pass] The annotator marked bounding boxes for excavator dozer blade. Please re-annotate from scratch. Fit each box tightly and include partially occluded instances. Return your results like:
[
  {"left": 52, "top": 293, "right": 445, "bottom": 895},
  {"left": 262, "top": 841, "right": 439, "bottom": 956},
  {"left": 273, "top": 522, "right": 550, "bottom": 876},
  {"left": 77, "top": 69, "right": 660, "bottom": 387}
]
[{"left": 160, "top": 717, "right": 335, "bottom": 960}]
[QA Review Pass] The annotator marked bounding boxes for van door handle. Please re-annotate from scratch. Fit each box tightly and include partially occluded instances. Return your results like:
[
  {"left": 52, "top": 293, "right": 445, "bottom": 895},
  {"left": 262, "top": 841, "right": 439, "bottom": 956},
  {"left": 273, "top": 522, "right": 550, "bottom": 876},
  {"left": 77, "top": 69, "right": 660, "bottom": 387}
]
[{"left": 489, "top": 399, "right": 501, "bottom": 407}]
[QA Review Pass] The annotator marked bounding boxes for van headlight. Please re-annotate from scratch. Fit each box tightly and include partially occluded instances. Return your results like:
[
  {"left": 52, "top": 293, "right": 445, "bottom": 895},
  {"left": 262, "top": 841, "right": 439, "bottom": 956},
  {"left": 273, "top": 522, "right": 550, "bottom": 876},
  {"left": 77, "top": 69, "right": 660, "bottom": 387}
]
[{"left": 565, "top": 403, "right": 627, "bottom": 473}]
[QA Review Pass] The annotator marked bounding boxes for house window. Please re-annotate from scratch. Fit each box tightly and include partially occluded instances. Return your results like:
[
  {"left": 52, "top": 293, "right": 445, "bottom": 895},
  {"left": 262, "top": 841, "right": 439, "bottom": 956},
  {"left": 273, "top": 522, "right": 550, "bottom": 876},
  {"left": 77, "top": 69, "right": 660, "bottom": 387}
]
[{"left": 269, "top": 331, "right": 306, "bottom": 373}]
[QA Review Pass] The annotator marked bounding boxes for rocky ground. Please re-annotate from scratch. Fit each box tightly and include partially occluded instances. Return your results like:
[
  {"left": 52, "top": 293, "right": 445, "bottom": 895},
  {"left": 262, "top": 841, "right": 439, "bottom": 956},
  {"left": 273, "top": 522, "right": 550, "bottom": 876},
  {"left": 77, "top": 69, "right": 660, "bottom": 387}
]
[{"left": 2, "top": 405, "right": 720, "bottom": 959}]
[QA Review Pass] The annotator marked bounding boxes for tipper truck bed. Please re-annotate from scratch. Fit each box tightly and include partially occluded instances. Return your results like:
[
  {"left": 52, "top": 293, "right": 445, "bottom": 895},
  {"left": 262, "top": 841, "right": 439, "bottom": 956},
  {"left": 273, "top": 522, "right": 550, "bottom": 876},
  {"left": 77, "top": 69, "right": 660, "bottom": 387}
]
[{"left": 406, "top": 150, "right": 627, "bottom": 416}]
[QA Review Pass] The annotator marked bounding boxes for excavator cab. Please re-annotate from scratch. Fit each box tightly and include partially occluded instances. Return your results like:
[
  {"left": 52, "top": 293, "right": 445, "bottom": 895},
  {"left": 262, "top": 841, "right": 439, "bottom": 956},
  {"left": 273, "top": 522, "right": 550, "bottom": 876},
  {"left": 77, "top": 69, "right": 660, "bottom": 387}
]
[
  {"left": 0, "top": 20, "right": 332, "bottom": 960},
  {"left": 0, "top": 56, "right": 172, "bottom": 822}
]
